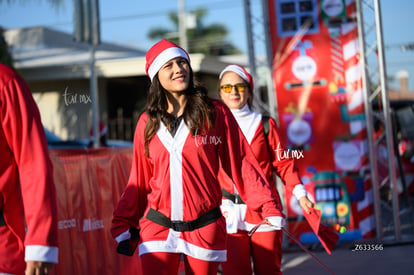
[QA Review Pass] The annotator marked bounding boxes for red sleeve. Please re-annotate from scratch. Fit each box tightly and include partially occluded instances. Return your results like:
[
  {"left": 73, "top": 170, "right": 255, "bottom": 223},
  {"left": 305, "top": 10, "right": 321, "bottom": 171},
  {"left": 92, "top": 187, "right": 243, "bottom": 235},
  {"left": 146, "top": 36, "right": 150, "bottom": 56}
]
[
  {"left": 267, "top": 117, "right": 303, "bottom": 195},
  {"left": 0, "top": 67, "right": 58, "bottom": 249},
  {"left": 217, "top": 159, "right": 236, "bottom": 194},
  {"left": 111, "top": 114, "right": 152, "bottom": 238},
  {"left": 215, "top": 101, "right": 283, "bottom": 218}
]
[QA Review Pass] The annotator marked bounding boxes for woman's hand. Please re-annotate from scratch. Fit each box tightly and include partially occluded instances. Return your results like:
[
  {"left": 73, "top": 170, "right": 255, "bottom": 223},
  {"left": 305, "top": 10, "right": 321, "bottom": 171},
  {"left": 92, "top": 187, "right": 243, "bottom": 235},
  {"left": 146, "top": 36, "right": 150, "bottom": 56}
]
[
  {"left": 299, "top": 196, "right": 314, "bottom": 214},
  {"left": 26, "top": 261, "right": 53, "bottom": 275}
]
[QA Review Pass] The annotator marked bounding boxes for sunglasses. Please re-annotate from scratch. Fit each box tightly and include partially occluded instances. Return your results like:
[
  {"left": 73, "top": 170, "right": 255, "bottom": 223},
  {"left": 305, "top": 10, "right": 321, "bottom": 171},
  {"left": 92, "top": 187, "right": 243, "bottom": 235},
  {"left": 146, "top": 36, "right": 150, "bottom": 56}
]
[{"left": 220, "top": 83, "right": 247, "bottom": 93}]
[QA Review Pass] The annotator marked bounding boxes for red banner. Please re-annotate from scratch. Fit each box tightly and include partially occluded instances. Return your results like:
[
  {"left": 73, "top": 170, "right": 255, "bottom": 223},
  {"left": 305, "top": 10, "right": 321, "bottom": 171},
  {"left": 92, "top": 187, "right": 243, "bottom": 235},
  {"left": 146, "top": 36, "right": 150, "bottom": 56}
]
[
  {"left": 49, "top": 147, "right": 140, "bottom": 275},
  {"left": 267, "top": 0, "right": 375, "bottom": 241}
]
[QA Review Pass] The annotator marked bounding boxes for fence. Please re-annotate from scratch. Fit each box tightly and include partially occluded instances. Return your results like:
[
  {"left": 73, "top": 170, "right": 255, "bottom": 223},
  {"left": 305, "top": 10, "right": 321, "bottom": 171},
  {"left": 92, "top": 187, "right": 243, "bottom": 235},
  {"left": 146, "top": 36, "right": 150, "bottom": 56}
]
[{"left": 104, "top": 108, "right": 140, "bottom": 141}]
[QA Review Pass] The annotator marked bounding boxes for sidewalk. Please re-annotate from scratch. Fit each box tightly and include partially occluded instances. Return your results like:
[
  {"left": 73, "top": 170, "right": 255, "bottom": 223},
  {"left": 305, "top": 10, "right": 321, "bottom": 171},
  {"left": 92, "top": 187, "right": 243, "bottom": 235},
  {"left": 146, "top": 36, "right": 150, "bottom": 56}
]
[{"left": 281, "top": 240, "right": 414, "bottom": 275}]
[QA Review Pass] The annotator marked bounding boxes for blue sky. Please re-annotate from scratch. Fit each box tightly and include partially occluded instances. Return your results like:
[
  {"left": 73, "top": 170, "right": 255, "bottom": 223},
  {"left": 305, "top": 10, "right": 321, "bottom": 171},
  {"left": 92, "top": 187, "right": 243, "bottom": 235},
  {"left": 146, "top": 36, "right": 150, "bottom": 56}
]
[
  {"left": 0, "top": 0, "right": 247, "bottom": 51},
  {"left": 1, "top": 0, "right": 413, "bottom": 90}
]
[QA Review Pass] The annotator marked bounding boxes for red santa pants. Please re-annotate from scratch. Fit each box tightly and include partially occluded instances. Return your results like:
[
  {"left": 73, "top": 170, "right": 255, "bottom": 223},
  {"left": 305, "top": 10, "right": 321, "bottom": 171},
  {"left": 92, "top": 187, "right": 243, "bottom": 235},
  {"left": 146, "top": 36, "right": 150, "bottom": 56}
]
[
  {"left": 140, "top": 252, "right": 220, "bottom": 275},
  {"left": 221, "top": 229, "right": 283, "bottom": 275}
]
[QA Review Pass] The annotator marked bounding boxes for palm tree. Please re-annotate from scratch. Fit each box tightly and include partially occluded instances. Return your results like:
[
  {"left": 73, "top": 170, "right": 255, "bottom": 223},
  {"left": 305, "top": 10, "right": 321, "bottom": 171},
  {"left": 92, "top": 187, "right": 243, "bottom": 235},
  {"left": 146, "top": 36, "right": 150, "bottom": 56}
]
[
  {"left": 0, "top": 27, "right": 13, "bottom": 67},
  {"left": 147, "top": 7, "right": 241, "bottom": 56}
]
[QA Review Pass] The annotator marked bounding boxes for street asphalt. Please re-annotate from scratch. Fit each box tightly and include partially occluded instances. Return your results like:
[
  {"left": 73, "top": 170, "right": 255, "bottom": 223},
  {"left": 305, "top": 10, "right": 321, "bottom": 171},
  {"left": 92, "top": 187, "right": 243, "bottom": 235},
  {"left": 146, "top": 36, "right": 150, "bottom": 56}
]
[{"left": 281, "top": 239, "right": 414, "bottom": 275}]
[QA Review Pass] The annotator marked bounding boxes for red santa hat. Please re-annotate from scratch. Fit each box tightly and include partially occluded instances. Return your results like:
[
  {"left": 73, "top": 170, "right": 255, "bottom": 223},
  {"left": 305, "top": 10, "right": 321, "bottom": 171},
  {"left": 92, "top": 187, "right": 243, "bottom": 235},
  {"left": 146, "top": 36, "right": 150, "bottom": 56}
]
[
  {"left": 145, "top": 39, "right": 190, "bottom": 81},
  {"left": 219, "top": 64, "right": 254, "bottom": 91}
]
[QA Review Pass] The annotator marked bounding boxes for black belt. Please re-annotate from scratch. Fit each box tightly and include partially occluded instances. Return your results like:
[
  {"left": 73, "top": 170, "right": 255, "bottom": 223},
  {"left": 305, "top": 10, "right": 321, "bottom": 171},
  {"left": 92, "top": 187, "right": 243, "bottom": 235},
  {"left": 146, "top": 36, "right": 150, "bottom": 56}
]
[
  {"left": 222, "top": 189, "right": 245, "bottom": 204},
  {"left": 146, "top": 207, "right": 221, "bottom": 232},
  {"left": 0, "top": 210, "right": 5, "bottom": 227}
]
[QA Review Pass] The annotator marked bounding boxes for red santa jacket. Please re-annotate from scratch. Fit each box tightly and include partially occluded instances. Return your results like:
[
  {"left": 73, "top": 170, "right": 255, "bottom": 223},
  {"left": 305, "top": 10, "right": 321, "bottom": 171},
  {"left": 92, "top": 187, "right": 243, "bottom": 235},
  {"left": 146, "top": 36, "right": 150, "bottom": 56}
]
[
  {"left": 0, "top": 64, "right": 58, "bottom": 274},
  {"left": 219, "top": 105, "right": 304, "bottom": 232},
  {"left": 111, "top": 100, "right": 282, "bottom": 262}
]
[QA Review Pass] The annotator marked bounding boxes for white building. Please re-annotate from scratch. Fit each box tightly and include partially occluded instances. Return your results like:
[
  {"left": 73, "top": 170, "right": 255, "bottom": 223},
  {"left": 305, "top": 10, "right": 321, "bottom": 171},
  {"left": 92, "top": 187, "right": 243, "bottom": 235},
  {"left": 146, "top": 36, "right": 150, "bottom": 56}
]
[{"left": 5, "top": 26, "right": 232, "bottom": 140}]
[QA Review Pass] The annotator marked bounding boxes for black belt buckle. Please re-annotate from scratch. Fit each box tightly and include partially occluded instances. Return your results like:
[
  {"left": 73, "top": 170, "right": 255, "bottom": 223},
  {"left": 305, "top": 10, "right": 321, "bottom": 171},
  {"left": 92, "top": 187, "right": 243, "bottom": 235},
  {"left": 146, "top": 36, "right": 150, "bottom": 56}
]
[
  {"left": 234, "top": 194, "right": 243, "bottom": 204},
  {"left": 172, "top": 221, "right": 193, "bottom": 232},
  {"left": 222, "top": 189, "right": 245, "bottom": 204}
]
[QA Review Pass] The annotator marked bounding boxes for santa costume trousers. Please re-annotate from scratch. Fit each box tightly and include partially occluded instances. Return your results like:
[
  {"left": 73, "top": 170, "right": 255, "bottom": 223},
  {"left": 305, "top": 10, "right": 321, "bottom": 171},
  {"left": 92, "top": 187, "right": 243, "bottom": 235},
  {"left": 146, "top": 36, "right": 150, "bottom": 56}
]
[
  {"left": 141, "top": 252, "right": 220, "bottom": 275},
  {"left": 221, "top": 229, "right": 283, "bottom": 275}
]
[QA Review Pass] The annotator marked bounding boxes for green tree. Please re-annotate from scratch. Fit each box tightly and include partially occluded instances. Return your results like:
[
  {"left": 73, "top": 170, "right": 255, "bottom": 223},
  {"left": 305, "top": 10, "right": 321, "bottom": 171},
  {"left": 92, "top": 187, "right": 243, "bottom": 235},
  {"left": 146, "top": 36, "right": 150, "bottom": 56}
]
[
  {"left": 0, "top": 27, "right": 13, "bottom": 67},
  {"left": 148, "top": 7, "right": 241, "bottom": 56}
]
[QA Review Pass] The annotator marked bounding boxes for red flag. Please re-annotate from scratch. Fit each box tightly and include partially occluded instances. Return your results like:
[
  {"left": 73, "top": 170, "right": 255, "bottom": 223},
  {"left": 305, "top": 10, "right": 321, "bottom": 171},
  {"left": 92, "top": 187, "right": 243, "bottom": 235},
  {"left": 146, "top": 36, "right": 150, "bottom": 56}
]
[{"left": 303, "top": 208, "right": 340, "bottom": 254}]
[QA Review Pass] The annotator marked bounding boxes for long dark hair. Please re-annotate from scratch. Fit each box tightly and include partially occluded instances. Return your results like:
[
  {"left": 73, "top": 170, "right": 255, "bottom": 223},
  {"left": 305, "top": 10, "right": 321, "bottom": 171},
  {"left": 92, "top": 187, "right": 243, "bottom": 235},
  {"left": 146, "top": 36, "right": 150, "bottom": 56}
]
[{"left": 143, "top": 66, "right": 215, "bottom": 156}]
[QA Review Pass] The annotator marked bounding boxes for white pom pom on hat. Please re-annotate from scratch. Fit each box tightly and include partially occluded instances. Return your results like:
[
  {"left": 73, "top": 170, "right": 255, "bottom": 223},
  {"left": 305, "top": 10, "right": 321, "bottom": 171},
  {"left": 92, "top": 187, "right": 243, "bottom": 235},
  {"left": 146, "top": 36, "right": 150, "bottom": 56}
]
[
  {"left": 219, "top": 64, "right": 254, "bottom": 91},
  {"left": 145, "top": 39, "right": 190, "bottom": 81}
]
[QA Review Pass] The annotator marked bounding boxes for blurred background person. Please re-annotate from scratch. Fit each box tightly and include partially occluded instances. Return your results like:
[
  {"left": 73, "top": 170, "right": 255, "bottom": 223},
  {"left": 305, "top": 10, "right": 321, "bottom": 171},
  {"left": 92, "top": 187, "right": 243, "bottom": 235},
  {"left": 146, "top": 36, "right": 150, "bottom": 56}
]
[
  {"left": 88, "top": 121, "right": 108, "bottom": 148},
  {"left": 0, "top": 63, "right": 58, "bottom": 275}
]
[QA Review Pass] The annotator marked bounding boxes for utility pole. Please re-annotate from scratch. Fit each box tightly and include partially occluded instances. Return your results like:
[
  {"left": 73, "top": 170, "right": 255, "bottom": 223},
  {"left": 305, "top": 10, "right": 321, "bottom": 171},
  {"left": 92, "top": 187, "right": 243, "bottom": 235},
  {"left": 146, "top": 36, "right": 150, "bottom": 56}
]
[
  {"left": 243, "top": 0, "right": 257, "bottom": 84},
  {"left": 178, "top": 0, "right": 188, "bottom": 50},
  {"left": 243, "top": 0, "right": 276, "bottom": 118},
  {"left": 261, "top": 0, "right": 277, "bottom": 119},
  {"left": 73, "top": 0, "right": 101, "bottom": 148}
]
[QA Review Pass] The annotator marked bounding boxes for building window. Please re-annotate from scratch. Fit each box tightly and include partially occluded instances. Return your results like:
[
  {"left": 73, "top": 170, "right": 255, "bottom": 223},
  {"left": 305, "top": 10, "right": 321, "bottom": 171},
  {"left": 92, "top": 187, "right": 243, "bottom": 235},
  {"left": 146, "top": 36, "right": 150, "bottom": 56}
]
[{"left": 276, "top": 0, "right": 319, "bottom": 37}]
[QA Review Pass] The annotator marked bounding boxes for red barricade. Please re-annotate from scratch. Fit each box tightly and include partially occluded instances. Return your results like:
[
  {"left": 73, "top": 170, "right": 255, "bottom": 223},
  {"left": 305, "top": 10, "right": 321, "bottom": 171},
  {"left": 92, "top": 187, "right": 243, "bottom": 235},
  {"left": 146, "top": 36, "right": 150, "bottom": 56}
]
[{"left": 49, "top": 147, "right": 141, "bottom": 275}]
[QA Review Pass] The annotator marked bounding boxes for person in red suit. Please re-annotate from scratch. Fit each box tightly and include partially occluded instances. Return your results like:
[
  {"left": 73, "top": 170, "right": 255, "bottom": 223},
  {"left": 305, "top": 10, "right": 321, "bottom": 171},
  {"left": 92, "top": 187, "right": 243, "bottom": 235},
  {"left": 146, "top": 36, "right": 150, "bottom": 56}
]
[
  {"left": 111, "top": 40, "right": 284, "bottom": 275},
  {"left": 218, "top": 64, "right": 314, "bottom": 275},
  {"left": 0, "top": 64, "right": 58, "bottom": 275}
]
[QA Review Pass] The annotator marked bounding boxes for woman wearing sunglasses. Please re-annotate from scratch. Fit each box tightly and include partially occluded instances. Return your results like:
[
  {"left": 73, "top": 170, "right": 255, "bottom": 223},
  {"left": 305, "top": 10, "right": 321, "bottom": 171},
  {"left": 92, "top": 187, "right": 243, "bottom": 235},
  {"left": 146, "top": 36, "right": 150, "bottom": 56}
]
[
  {"left": 218, "top": 64, "right": 314, "bottom": 275},
  {"left": 111, "top": 40, "right": 285, "bottom": 275}
]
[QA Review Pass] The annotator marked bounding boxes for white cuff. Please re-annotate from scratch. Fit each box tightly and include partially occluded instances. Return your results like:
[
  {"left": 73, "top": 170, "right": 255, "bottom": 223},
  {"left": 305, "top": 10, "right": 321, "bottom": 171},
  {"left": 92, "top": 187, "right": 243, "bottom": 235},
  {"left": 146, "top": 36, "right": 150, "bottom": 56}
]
[
  {"left": 293, "top": 184, "right": 307, "bottom": 200},
  {"left": 266, "top": 216, "right": 285, "bottom": 229},
  {"left": 115, "top": 229, "right": 131, "bottom": 243},
  {"left": 25, "top": 245, "right": 58, "bottom": 263}
]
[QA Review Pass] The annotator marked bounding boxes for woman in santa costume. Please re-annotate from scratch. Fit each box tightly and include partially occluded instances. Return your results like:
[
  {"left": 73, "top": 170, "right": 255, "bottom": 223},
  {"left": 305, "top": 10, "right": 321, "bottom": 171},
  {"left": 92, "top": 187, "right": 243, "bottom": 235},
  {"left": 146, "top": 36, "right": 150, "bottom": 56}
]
[
  {"left": 111, "top": 40, "right": 284, "bottom": 275},
  {"left": 0, "top": 64, "right": 58, "bottom": 275},
  {"left": 217, "top": 64, "right": 314, "bottom": 275}
]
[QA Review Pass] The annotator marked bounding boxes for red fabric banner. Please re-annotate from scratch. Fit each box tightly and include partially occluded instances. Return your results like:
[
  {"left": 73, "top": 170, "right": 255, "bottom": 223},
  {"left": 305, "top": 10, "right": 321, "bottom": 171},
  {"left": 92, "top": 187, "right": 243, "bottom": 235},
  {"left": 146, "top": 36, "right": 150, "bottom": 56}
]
[{"left": 49, "top": 147, "right": 140, "bottom": 275}]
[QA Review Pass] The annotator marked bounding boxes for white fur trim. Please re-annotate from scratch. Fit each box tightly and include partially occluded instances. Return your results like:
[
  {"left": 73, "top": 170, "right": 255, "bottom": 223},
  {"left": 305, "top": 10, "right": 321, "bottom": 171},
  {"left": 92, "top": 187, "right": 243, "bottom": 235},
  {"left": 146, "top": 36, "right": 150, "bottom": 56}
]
[
  {"left": 148, "top": 47, "right": 189, "bottom": 80},
  {"left": 25, "top": 245, "right": 58, "bottom": 263},
  {"left": 219, "top": 65, "right": 249, "bottom": 83},
  {"left": 242, "top": 221, "right": 279, "bottom": 232},
  {"left": 265, "top": 216, "right": 285, "bottom": 229},
  {"left": 292, "top": 184, "right": 308, "bottom": 200},
  {"left": 157, "top": 120, "right": 189, "bottom": 221},
  {"left": 139, "top": 238, "right": 226, "bottom": 262},
  {"left": 115, "top": 229, "right": 131, "bottom": 243}
]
